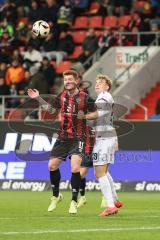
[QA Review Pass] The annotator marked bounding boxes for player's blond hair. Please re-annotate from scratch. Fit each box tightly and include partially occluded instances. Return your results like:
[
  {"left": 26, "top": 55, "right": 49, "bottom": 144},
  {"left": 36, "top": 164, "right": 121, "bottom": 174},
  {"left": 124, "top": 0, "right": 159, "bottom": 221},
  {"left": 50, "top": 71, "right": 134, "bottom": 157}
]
[
  {"left": 63, "top": 70, "right": 79, "bottom": 80},
  {"left": 96, "top": 74, "right": 112, "bottom": 91}
]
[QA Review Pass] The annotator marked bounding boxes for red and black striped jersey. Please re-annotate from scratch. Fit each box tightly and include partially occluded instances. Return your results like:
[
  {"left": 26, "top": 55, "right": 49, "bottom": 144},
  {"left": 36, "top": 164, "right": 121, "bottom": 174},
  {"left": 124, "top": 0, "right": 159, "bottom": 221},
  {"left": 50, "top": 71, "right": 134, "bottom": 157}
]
[{"left": 53, "top": 89, "right": 96, "bottom": 140}]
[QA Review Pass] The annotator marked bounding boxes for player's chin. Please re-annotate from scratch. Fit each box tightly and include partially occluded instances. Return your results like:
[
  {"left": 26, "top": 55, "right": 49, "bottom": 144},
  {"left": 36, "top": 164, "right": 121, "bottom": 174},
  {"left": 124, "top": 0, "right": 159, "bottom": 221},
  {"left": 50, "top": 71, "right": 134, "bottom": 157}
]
[
  {"left": 65, "top": 85, "right": 75, "bottom": 90},
  {"left": 95, "top": 89, "right": 100, "bottom": 95}
]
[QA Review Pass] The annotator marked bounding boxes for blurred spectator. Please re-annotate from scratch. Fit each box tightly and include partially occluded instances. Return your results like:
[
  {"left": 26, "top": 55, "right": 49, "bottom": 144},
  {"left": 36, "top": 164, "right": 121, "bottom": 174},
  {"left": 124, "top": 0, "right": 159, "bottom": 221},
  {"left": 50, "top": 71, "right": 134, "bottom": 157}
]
[
  {"left": 0, "top": 0, "right": 17, "bottom": 23},
  {"left": 117, "top": 25, "right": 130, "bottom": 46},
  {"left": 5, "top": 59, "right": 25, "bottom": 86},
  {"left": 40, "top": 57, "right": 56, "bottom": 88},
  {"left": 130, "top": 26, "right": 139, "bottom": 46},
  {"left": 27, "top": 70, "right": 50, "bottom": 94},
  {"left": 17, "top": 70, "right": 30, "bottom": 95},
  {"left": 0, "top": 18, "right": 14, "bottom": 48},
  {"left": 11, "top": 49, "right": 23, "bottom": 64},
  {"left": 45, "top": 0, "right": 59, "bottom": 24},
  {"left": 75, "top": 29, "right": 99, "bottom": 69},
  {"left": 98, "top": 28, "right": 116, "bottom": 54},
  {"left": 15, "top": 21, "right": 28, "bottom": 46},
  {"left": 22, "top": 42, "right": 42, "bottom": 74},
  {"left": 150, "top": 99, "right": 160, "bottom": 120},
  {"left": 57, "top": 0, "right": 73, "bottom": 31},
  {"left": 0, "top": 31, "right": 14, "bottom": 48},
  {"left": 0, "top": 76, "right": 10, "bottom": 96},
  {"left": 128, "top": 11, "right": 141, "bottom": 31},
  {"left": 98, "top": 0, "right": 131, "bottom": 16},
  {"left": 71, "top": 0, "right": 89, "bottom": 15},
  {"left": 150, "top": 12, "right": 160, "bottom": 28},
  {"left": 41, "top": 31, "right": 74, "bottom": 65},
  {"left": 18, "top": 69, "right": 49, "bottom": 97},
  {"left": 71, "top": 0, "right": 89, "bottom": 9},
  {"left": 26, "top": 33, "right": 42, "bottom": 49},
  {"left": 28, "top": 0, "right": 46, "bottom": 23},
  {"left": 147, "top": 23, "right": 160, "bottom": 45},
  {"left": 77, "top": 50, "right": 90, "bottom": 64},
  {"left": 0, "top": 18, "right": 14, "bottom": 38},
  {"left": 82, "top": 29, "right": 98, "bottom": 55},
  {"left": 0, "top": 62, "right": 7, "bottom": 78},
  {"left": 16, "top": 5, "right": 26, "bottom": 18},
  {"left": 8, "top": 83, "right": 19, "bottom": 108},
  {"left": 0, "top": 48, "right": 10, "bottom": 63},
  {"left": 0, "top": 75, "right": 10, "bottom": 112},
  {"left": 40, "top": 32, "right": 57, "bottom": 53}
]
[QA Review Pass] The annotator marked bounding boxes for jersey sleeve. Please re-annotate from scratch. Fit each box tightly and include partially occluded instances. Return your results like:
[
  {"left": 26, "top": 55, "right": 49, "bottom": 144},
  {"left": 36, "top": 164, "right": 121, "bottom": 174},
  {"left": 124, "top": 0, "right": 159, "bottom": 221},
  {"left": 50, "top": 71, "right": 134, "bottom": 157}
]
[{"left": 86, "top": 96, "right": 97, "bottom": 112}]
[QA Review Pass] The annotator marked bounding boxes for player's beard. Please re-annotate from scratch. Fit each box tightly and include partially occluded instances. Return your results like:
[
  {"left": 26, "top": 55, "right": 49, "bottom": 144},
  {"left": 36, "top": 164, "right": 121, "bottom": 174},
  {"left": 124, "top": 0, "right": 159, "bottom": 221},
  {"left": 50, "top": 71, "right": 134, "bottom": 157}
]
[{"left": 64, "top": 82, "right": 77, "bottom": 91}]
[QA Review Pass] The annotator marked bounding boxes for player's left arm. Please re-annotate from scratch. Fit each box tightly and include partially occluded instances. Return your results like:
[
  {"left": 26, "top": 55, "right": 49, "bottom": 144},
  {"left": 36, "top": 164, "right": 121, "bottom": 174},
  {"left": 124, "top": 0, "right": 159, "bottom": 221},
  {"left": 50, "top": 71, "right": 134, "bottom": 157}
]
[
  {"left": 78, "top": 97, "right": 111, "bottom": 120},
  {"left": 85, "top": 96, "right": 98, "bottom": 119}
]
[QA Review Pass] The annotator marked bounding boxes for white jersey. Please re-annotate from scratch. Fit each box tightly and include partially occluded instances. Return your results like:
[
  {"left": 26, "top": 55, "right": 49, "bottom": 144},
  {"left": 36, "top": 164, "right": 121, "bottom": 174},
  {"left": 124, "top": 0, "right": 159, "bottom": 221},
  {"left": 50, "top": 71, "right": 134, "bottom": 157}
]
[
  {"left": 94, "top": 91, "right": 116, "bottom": 138},
  {"left": 92, "top": 91, "right": 118, "bottom": 165}
]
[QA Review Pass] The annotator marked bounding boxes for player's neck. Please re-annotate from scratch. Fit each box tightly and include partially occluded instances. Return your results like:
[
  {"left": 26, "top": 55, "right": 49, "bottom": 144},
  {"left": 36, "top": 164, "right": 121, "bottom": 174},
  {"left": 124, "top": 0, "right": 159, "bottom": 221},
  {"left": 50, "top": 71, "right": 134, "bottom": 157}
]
[
  {"left": 67, "top": 88, "right": 79, "bottom": 96},
  {"left": 98, "top": 90, "right": 108, "bottom": 95}
]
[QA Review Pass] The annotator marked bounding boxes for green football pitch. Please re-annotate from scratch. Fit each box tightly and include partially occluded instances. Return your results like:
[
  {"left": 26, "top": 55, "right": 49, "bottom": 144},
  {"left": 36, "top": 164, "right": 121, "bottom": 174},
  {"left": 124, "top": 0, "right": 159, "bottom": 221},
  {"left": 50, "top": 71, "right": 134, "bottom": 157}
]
[{"left": 0, "top": 191, "right": 160, "bottom": 240}]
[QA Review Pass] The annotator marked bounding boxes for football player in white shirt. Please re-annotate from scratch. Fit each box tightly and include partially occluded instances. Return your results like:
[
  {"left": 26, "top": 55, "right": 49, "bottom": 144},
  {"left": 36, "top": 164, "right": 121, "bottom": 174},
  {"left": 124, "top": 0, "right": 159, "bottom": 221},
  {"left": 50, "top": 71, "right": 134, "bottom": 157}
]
[{"left": 78, "top": 74, "right": 123, "bottom": 216}]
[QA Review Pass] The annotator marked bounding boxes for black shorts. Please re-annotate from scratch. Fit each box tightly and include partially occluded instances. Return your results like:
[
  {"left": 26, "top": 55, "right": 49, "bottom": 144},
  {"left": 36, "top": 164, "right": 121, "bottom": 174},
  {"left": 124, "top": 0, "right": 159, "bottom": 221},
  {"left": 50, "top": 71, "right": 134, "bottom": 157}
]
[
  {"left": 81, "top": 153, "right": 93, "bottom": 168},
  {"left": 50, "top": 138, "right": 84, "bottom": 160}
]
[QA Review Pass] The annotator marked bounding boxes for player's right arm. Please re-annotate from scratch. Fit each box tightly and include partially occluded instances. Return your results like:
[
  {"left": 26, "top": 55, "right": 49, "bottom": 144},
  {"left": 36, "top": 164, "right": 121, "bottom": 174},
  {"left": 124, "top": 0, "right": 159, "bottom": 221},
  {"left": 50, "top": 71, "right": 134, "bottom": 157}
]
[{"left": 27, "top": 88, "right": 57, "bottom": 114}]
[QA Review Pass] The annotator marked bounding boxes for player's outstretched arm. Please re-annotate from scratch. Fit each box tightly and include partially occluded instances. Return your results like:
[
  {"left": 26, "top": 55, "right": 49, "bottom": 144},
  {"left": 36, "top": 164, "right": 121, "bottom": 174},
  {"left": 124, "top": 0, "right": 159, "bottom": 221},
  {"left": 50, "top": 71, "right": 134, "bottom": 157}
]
[{"left": 27, "top": 88, "right": 56, "bottom": 114}]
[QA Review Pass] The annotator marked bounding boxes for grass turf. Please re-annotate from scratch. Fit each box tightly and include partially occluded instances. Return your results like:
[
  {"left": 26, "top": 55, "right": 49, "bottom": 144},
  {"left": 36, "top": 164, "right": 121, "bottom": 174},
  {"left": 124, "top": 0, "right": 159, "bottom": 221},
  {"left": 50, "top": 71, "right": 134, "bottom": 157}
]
[{"left": 0, "top": 191, "right": 160, "bottom": 240}]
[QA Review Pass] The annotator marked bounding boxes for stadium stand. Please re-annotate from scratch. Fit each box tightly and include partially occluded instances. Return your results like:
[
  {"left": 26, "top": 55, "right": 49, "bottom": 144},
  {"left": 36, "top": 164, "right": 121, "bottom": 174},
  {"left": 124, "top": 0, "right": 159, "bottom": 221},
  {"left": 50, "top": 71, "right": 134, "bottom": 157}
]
[
  {"left": 0, "top": 0, "right": 160, "bottom": 119},
  {"left": 126, "top": 82, "right": 160, "bottom": 120}
]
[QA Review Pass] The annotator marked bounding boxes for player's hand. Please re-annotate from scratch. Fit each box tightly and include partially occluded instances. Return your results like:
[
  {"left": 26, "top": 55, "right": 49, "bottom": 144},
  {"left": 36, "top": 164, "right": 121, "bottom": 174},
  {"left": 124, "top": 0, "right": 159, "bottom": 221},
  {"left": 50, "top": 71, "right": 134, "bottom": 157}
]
[
  {"left": 77, "top": 110, "right": 85, "bottom": 119},
  {"left": 27, "top": 89, "right": 39, "bottom": 98}
]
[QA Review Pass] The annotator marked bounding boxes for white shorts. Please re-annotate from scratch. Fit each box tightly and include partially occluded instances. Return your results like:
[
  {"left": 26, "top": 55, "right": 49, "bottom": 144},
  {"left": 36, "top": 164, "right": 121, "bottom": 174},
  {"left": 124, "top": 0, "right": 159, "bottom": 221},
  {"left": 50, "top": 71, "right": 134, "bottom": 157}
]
[{"left": 93, "top": 137, "right": 118, "bottom": 166}]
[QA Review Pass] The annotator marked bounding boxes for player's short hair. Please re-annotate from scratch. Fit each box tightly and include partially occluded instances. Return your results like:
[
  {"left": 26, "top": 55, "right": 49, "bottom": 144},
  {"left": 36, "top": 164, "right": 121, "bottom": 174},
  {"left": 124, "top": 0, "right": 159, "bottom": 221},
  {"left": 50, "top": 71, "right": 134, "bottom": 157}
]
[
  {"left": 96, "top": 74, "right": 112, "bottom": 91},
  {"left": 63, "top": 70, "right": 79, "bottom": 80}
]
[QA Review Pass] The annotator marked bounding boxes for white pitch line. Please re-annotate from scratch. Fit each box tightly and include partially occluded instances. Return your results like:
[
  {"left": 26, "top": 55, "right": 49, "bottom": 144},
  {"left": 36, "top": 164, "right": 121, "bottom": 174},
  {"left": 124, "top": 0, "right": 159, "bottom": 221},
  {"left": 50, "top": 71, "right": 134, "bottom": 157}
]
[
  {"left": 0, "top": 215, "right": 160, "bottom": 220},
  {"left": 0, "top": 226, "right": 160, "bottom": 235}
]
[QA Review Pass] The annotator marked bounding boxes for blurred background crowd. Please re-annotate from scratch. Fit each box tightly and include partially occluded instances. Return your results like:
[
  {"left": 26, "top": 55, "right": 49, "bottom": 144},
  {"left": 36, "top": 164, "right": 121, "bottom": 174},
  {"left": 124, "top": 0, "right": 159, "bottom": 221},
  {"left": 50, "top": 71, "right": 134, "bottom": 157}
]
[{"left": 0, "top": 0, "right": 160, "bottom": 102}]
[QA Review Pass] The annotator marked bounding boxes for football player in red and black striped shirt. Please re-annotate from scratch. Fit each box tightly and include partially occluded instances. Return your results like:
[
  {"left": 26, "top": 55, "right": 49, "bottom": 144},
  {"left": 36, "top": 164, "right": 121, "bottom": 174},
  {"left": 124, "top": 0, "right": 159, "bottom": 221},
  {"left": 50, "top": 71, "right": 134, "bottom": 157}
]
[{"left": 27, "top": 70, "right": 96, "bottom": 214}]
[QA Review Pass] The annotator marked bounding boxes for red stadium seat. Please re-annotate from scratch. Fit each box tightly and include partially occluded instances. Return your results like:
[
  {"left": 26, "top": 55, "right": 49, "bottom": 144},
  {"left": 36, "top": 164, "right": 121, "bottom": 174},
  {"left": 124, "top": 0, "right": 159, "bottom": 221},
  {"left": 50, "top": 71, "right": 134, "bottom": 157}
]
[
  {"left": 73, "top": 16, "right": 88, "bottom": 29},
  {"left": 89, "top": 16, "right": 103, "bottom": 29},
  {"left": 73, "top": 31, "right": 87, "bottom": 44},
  {"left": 119, "top": 15, "right": 132, "bottom": 27},
  {"left": 56, "top": 61, "right": 71, "bottom": 74},
  {"left": 104, "top": 16, "right": 118, "bottom": 28},
  {"left": 69, "top": 46, "right": 83, "bottom": 59}
]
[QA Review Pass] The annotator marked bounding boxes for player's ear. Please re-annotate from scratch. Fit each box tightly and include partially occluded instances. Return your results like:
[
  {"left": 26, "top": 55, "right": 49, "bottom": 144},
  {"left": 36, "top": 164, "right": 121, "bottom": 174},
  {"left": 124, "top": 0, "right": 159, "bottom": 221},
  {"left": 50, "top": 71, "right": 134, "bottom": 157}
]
[
  {"left": 106, "top": 84, "right": 109, "bottom": 91},
  {"left": 75, "top": 78, "right": 79, "bottom": 84}
]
